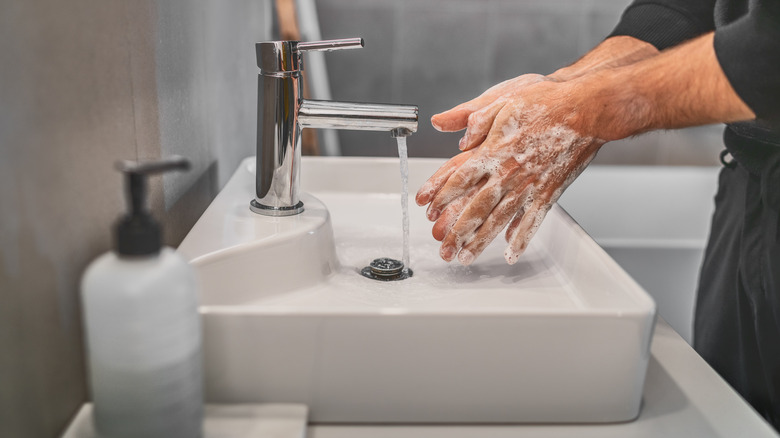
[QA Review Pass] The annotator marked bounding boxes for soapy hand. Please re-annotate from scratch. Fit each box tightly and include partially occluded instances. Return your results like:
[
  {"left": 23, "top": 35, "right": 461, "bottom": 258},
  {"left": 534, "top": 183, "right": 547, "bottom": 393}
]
[
  {"left": 431, "top": 73, "right": 550, "bottom": 151},
  {"left": 417, "top": 79, "right": 606, "bottom": 265}
]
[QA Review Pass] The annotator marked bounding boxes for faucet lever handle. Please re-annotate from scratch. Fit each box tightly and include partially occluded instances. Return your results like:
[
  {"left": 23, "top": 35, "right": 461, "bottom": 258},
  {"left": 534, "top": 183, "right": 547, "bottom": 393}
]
[{"left": 296, "top": 38, "right": 364, "bottom": 53}]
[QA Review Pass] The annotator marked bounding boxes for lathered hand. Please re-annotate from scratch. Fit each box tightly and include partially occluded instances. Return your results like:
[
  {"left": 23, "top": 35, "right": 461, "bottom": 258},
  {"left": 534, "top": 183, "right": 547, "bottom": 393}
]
[
  {"left": 417, "top": 79, "right": 606, "bottom": 265},
  {"left": 417, "top": 33, "right": 755, "bottom": 266},
  {"left": 431, "top": 74, "right": 549, "bottom": 151}
]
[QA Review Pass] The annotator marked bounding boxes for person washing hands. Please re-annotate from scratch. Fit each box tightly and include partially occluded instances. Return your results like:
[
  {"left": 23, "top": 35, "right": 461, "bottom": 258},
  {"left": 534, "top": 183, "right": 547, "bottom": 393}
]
[{"left": 416, "top": 0, "right": 780, "bottom": 428}]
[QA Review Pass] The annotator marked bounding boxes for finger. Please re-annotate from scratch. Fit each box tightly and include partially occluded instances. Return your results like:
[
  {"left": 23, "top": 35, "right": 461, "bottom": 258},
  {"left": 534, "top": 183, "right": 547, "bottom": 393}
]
[
  {"left": 502, "top": 157, "right": 590, "bottom": 257},
  {"left": 504, "top": 189, "right": 534, "bottom": 244},
  {"left": 504, "top": 208, "right": 524, "bottom": 244},
  {"left": 431, "top": 107, "right": 471, "bottom": 132},
  {"left": 427, "top": 162, "right": 487, "bottom": 221},
  {"left": 458, "top": 183, "right": 532, "bottom": 265},
  {"left": 504, "top": 198, "right": 553, "bottom": 265},
  {"left": 416, "top": 150, "right": 474, "bottom": 206},
  {"left": 431, "top": 86, "right": 512, "bottom": 133},
  {"left": 459, "top": 99, "right": 506, "bottom": 151},
  {"left": 432, "top": 182, "right": 484, "bottom": 241},
  {"left": 431, "top": 74, "right": 546, "bottom": 133},
  {"left": 431, "top": 96, "right": 500, "bottom": 132},
  {"left": 439, "top": 181, "right": 506, "bottom": 262},
  {"left": 502, "top": 151, "right": 593, "bottom": 248}
]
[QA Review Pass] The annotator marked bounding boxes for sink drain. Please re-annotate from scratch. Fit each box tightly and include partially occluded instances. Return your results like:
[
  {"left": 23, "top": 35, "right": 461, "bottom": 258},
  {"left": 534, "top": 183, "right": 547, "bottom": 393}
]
[{"left": 360, "top": 257, "right": 413, "bottom": 281}]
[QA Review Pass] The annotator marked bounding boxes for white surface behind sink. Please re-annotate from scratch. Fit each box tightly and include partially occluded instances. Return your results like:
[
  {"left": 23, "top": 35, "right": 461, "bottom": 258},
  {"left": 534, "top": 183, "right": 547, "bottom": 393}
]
[
  {"left": 179, "top": 157, "right": 656, "bottom": 424},
  {"left": 559, "top": 166, "right": 720, "bottom": 344}
]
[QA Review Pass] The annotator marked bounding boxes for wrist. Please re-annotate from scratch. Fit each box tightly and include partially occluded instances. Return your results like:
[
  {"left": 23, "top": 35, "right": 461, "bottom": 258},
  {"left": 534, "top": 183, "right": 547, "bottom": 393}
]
[
  {"left": 567, "top": 70, "right": 652, "bottom": 142},
  {"left": 547, "top": 66, "right": 577, "bottom": 82},
  {"left": 549, "top": 37, "right": 659, "bottom": 83}
]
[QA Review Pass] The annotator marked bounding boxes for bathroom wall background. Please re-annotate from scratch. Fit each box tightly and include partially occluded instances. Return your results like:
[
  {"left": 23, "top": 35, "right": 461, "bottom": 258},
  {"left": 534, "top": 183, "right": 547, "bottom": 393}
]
[
  {"left": 316, "top": 0, "right": 724, "bottom": 165},
  {"left": 0, "top": 1, "right": 270, "bottom": 436}
]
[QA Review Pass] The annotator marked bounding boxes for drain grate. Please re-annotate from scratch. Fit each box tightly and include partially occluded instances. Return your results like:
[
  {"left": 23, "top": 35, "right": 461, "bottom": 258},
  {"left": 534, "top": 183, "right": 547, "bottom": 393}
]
[{"left": 360, "top": 257, "right": 413, "bottom": 281}]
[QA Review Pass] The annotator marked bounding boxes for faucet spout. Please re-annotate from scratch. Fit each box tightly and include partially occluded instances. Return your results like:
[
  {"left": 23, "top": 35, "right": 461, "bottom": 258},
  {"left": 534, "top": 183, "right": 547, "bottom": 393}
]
[
  {"left": 298, "top": 100, "right": 418, "bottom": 133},
  {"left": 250, "top": 38, "right": 419, "bottom": 217},
  {"left": 391, "top": 128, "right": 414, "bottom": 138}
]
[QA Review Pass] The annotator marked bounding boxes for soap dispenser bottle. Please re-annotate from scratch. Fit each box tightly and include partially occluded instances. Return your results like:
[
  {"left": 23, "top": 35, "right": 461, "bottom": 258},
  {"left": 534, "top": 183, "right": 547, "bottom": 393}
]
[{"left": 80, "top": 156, "right": 202, "bottom": 438}]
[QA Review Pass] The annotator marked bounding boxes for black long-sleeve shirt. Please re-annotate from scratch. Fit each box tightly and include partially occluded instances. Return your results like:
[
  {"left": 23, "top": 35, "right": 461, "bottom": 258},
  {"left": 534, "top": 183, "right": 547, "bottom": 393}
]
[{"left": 609, "top": 0, "right": 780, "bottom": 137}]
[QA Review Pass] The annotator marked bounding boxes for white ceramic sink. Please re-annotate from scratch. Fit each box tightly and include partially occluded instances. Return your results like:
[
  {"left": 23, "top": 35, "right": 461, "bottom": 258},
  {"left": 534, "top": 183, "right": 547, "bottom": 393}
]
[{"left": 178, "top": 156, "right": 656, "bottom": 424}]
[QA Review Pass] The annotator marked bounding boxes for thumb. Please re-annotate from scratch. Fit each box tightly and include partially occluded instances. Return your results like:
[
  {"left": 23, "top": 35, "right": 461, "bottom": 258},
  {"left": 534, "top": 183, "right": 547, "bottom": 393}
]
[
  {"left": 431, "top": 90, "right": 502, "bottom": 132},
  {"left": 431, "top": 106, "right": 471, "bottom": 132}
]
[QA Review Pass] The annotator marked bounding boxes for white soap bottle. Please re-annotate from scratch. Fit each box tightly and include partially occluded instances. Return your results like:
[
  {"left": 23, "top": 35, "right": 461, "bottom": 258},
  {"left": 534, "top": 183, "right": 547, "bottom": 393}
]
[{"left": 81, "top": 156, "right": 203, "bottom": 438}]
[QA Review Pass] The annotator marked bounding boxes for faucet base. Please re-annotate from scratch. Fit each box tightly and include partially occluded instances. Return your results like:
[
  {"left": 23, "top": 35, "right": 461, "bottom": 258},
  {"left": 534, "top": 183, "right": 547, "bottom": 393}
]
[{"left": 249, "top": 199, "right": 305, "bottom": 216}]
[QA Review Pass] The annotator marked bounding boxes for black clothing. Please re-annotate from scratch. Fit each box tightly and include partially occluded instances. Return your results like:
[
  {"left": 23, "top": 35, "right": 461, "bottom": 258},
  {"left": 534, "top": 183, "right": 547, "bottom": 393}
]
[
  {"left": 609, "top": 0, "right": 780, "bottom": 125},
  {"left": 695, "top": 135, "right": 780, "bottom": 426},
  {"left": 610, "top": 0, "right": 716, "bottom": 50},
  {"left": 609, "top": 0, "right": 780, "bottom": 428},
  {"left": 715, "top": 2, "right": 780, "bottom": 125}
]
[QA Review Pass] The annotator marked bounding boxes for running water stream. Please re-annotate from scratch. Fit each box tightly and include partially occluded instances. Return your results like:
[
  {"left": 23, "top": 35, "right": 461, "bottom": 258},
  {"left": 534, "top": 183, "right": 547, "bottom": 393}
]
[{"left": 396, "top": 136, "right": 411, "bottom": 273}]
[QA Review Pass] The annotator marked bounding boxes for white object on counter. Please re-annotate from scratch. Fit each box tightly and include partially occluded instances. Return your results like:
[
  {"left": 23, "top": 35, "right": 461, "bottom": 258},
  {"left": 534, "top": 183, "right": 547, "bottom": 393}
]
[
  {"left": 62, "top": 404, "right": 308, "bottom": 438},
  {"left": 80, "top": 157, "right": 202, "bottom": 438},
  {"left": 81, "top": 249, "right": 202, "bottom": 437}
]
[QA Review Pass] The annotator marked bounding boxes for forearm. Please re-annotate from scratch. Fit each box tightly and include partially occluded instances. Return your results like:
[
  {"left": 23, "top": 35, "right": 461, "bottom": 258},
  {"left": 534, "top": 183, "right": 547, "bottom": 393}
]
[
  {"left": 549, "top": 36, "right": 659, "bottom": 81},
  {"left": 577, "top": 32, "right": 755, "bottom": 141},
  {"left": 432, "top": 36, "right": 659, "bottom": 134}
]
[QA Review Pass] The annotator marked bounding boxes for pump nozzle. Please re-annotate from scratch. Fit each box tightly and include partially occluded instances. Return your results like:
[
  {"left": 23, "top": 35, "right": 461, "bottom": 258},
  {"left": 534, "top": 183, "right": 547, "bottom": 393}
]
[{"left": 114, "top": 156, "right": 191, "bottom": 256}]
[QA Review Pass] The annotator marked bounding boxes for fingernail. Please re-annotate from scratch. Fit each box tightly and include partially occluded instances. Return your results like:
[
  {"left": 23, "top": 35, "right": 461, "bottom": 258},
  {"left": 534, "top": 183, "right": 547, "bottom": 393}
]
[
  {"left": 504, "top": 247, "right": 520, "bottom": 265},
  {"left": 441, "top": 245, "right": 456, "bottom": 261},
  {"left": 428, "top": 209, "right": 440, "bottom": 221},
  {"left": 458, "top": 136, "right": 467, "bottom": 150},
  {"left": 459, "top": 249, "right": 475, "bottom": 266},
  {"left": 431, "top": 115, "right": 443, "bottom": 131},
  {"left": 416, "top": 184, "right": 432, "bottom": 205}
]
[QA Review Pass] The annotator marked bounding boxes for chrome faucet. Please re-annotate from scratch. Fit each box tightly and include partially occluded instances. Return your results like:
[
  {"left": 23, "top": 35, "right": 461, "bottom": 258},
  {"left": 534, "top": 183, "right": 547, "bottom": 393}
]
[{"left": 250, "top": 38, "right": 419, "bottom": 216}]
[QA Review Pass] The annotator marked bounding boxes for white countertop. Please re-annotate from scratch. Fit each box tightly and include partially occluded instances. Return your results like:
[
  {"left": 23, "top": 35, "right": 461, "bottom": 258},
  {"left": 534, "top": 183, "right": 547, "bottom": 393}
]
[
  {"left": 63, "top": 318, "right": 778, "bottom": 438},
  {"left": 63, "top": 404, "right": 309, "bottom": 438},
  {"left": 306, "top": 317, "right": 778, "bottom": 438},
  {"left": 300, "top": 317, "right": 775, "bottom": 437}
]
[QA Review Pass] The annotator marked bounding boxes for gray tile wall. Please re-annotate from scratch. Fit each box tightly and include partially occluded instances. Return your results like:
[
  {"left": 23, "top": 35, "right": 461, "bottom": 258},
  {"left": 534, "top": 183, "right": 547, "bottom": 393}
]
[
  {"left": 316, "top": 0, "right": 724, "bottom": 166},
  {"left": 0, "top": 1, "right": 270, "bottom": 436}
]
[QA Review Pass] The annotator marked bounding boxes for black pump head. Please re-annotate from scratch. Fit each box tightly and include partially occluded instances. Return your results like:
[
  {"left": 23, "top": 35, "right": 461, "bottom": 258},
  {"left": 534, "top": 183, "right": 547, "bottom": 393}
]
[{"left": 114, "top": 156, "right": 191, "bottom": 256}]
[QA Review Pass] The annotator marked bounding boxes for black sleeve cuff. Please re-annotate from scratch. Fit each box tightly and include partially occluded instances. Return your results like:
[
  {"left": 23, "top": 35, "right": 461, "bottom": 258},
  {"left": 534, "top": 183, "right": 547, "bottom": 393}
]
[
  {"left": 714, "top": 9, "right": 780, "bottom": 124},
  {"left": 609, "top": 1, "right": 715, "bottom": 50}
]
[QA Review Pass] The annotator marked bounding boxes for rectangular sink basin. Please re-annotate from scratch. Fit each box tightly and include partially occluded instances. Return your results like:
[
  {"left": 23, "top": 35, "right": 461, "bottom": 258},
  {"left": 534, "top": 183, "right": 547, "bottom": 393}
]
[{"left": 178, "top": 156, "right": 656, "bottom": 424}]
